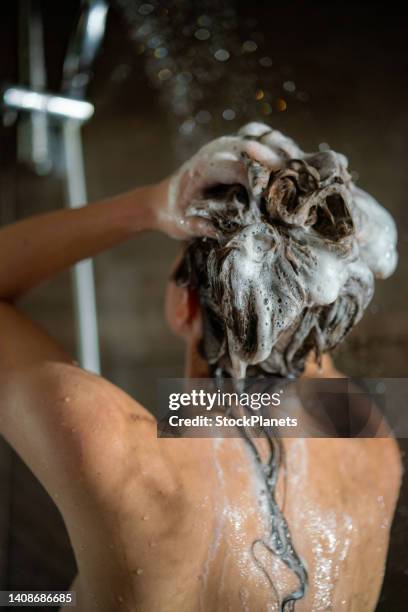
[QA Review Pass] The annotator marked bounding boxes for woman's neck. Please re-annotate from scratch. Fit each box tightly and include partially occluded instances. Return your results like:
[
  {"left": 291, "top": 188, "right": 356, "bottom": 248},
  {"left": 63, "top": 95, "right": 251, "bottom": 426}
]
[{"left": 185, "top": 345, "right": 343, "bottom": 380}]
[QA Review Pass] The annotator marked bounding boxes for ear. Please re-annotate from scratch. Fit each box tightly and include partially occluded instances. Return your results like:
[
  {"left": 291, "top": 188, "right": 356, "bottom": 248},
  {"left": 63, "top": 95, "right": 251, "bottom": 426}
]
[{"left": 165, "top": 281, "right": 202, "bottom": 341}]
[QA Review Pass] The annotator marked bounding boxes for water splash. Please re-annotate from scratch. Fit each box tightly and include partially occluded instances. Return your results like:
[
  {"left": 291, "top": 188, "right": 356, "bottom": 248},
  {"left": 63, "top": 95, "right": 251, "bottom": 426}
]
[{"left": 115, "top": 0, "right": 310, "bottom": 158}]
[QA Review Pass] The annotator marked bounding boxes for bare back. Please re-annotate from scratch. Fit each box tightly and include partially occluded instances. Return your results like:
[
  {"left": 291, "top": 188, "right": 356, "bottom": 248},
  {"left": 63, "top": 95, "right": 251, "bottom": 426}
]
[{"left": 14, "top": 366, "right": 399, "bottom": 612}]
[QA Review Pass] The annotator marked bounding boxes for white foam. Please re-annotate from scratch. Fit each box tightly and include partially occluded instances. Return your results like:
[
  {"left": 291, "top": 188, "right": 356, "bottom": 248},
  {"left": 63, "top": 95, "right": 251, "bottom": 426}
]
[{"left": 184, "top": 124, "right": 398, "bottom": 379}]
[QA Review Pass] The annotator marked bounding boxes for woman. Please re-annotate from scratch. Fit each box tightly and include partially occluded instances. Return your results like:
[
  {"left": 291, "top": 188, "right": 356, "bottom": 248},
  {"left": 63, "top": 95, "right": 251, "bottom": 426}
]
[{"left": 0, "top": 123, "right": 401, "bottom": 611}]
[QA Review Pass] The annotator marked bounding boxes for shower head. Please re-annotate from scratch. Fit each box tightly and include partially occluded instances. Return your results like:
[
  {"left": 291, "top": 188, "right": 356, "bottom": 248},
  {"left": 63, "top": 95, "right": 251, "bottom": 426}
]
[{"left": 62, "top": 0, "right": 109, "bottom": 99}]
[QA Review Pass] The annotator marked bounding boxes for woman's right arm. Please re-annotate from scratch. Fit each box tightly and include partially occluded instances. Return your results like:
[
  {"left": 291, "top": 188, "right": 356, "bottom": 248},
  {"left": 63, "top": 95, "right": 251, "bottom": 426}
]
[
  {"left": 0, "top": 182, "right": 167, "bottom": 304},
  {"left": 0, "top": 181, "right": 173, "bottom": 500}
]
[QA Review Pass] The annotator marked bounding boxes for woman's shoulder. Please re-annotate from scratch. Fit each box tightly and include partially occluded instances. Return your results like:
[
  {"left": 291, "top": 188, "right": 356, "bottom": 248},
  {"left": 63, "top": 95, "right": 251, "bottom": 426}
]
[{"left": 2, "top": 361, "right": 159, "bottom": 501}]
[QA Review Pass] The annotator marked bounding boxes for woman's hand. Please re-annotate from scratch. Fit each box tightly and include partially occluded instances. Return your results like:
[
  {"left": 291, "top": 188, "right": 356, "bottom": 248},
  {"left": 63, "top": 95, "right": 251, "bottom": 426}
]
[{"left": 152, "top": 135, "right": 280, "bottom": 239}]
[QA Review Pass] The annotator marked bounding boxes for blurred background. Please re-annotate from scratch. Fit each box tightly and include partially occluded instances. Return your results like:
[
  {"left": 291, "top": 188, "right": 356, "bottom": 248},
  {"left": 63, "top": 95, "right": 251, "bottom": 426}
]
[{"left": 0, "top": 0, "right": 407, "bottom": 609}]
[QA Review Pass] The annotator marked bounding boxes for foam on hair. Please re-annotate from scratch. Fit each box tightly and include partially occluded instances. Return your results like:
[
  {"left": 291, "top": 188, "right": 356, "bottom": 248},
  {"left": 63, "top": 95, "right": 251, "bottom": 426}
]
[{"left": 174, "top": 122, "right": 397, "bottom": 379}]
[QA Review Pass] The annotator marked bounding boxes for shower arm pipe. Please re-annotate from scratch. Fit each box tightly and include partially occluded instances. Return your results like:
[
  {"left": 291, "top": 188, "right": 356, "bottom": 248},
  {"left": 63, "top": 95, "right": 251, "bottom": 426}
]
[
  {"left": 59, "top": 0, "right": 109, "bottom": 375},
  {"left": 18, "top": 0, "right": 50, "bottom": 174},
  {"left": 63, "top": 119, "right": 101, "bottom": 375}
]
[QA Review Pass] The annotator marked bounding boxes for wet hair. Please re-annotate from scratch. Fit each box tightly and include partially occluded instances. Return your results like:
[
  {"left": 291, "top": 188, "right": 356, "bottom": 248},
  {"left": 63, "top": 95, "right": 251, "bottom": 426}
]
[
  {"left": 174, "top": 123, "right": 397, "bottom": 380},
  {"left": 173, "top": 123, "right": 397, "bottom": 610}
]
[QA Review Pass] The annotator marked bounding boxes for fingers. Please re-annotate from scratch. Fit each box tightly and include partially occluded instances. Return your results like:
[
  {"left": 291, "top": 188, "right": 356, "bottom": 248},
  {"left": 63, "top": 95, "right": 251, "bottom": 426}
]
[
  {"left": 187, "top": 137, "right": 281, "bottom": 194},
  {"left": 167, "top": 131, "right": 288, "bottom": 241},
  {"left": 242, "top": 140, "right": 282, "bottom": 168},
  {"left": 200, "top": 135, "right": 281, "bottom": 171},
  {"left": 238, "top": 122, "right": 304, "bottom": 159},
  {"left": 193, "top": 157, "right": 249, "bottom": 189},
  {"left": 184, "top": 215, "right": 219, "bottom": 239}
]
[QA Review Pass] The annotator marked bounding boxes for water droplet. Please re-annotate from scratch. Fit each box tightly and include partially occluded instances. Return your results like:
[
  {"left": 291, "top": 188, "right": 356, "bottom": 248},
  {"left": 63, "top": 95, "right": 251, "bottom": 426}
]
[
  {"left": 283, "top": 80, "right": 296, "bottom": 92},
  {"left": 158, "top": 68, "right": 172, "bottom": 81},
  {"left": 222, "top": 108, "right": 236, "bottom": 121},
  {"left": 179, "top": 118, "right": 196, "bottom": 135},
  {"left": 242, "top": 40, "right": 257, "bottom": 53},
  {"left": 194, "top": 28, "right": 211, "bottom": 41},
  {"left": 154, "top": 47, "right": 168, "bottom": 59},
  {"left": 259, "top": 56, "right": 273, "bottom": 67},
  {"left": 214, "top": 48, "right": 230, "bottom": 62},
  {"left": 196, "top": 110, "right": 212, "bottom": 124},
  {"left": 148, "top": 35, "right": 164, "bottom": 49},
  {"left": 138, "top": 3, "right": 154, "bottom": 16},
  {"left": 135, "top": 23, "right": 152, "bottom": 38}
]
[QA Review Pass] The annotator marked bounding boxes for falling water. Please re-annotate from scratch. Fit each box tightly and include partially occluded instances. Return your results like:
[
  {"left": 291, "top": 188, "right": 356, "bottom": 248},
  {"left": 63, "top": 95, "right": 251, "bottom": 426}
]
[{"left": 115, "top": 0, "right": 310, "bottom": 158}]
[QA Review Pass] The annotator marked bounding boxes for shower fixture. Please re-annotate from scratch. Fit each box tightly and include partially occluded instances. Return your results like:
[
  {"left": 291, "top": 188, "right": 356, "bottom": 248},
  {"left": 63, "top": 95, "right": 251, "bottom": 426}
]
[{"left": 1, "top": 0, "right": 109, "bottom": 374}]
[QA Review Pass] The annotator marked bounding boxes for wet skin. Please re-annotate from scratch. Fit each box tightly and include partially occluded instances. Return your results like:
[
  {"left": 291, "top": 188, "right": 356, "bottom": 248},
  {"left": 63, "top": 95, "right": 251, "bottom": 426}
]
[{"left": 1, "top": 355, "right": 401, "bottom": 612}]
